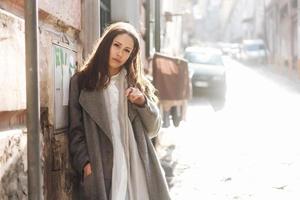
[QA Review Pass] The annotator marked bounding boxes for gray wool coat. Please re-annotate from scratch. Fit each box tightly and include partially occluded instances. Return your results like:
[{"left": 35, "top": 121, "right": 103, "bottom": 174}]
[{"left": 68, "top": 74, "right": 171, "bottom": 200}]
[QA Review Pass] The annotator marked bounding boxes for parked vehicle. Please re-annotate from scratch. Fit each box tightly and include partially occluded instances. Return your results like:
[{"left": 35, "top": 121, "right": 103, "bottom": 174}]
[
  {"left": 184, "top": 46, "right": 226, "bottom": 98},
  {"left": 229, "top": 43, "right": 242, "bottom": 59},
  {"left": 241, "top": 39, "right": 268, "bottom": 65}
]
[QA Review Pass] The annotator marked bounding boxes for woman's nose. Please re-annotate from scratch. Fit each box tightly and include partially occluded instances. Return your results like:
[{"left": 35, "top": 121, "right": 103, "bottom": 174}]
[{"left": 116, "top": 49, "right": 123, "bottom": 57}]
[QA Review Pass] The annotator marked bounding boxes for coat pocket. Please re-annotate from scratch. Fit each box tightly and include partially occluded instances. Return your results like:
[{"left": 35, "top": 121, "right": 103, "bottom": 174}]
[{"left": 81, "top": 174, "right": 94, "bottom": 199}]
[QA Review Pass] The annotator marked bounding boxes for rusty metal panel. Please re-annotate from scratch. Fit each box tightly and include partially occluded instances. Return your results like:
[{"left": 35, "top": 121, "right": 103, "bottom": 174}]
[{"left": 152, "top": 53, "right": 190, "bottom": 100}]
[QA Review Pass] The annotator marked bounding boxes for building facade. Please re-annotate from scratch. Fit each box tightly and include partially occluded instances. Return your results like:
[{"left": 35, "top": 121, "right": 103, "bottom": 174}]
[
  {"left": 222, "top": 0, "right": 300, "bottom": 79},
  {"left": 222, "top": 0, "right": 265, "bottom": 42},
  {"left": 265, "top": 0, "right": 299, "bottom": 76}
]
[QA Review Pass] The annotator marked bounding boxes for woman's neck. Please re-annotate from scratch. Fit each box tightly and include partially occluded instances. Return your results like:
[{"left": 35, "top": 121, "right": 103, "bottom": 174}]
[{"left": 109, "top": 68, "right": 122, "bottom": 76}]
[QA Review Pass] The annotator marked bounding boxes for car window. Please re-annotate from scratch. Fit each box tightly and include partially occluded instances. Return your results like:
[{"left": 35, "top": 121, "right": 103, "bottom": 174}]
[
  {"left": 244, "top": 44, "right": 265, "bottom": 51},
  {"left": 185, "top": 52, "right": 223, "bottom": 65}
]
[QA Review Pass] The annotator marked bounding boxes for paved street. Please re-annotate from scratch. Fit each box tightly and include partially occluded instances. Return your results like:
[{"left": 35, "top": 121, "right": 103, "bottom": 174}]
[{"left": 157, "top": 58, "right": 300, "bottom": 200}]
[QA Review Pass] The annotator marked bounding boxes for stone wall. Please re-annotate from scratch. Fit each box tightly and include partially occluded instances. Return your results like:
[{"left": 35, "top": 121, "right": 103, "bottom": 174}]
[{"left": 0, "top": 130, "right": 27, "bottom": 200}]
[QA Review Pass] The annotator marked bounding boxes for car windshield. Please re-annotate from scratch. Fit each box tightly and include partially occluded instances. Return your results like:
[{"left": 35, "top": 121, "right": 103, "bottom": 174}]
[
  {"left": 185, "top": 52, "right": 223, "bottom": 65},
  {"left": 244, "top": 44, "right": 265, "bottom": 51}
]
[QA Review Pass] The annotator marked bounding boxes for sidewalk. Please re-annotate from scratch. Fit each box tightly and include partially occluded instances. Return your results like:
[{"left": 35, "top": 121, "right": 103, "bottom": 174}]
[
  {"left": 254, "top": 63, "right": 300, "bottom": 93},
  {"left": 155, "top": 126, "right": 179, "bottom": 188}
]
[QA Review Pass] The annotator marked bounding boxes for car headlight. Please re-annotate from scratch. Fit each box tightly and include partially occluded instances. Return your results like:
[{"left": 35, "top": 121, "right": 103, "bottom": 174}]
[{"left": 212, "top": 75, "right": 225, "bottom": 81}]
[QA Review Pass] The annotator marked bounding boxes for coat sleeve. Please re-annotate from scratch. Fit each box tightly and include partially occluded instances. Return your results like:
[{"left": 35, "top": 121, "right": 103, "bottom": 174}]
[
  {"left": 132, "top": 97, "right": 161, "bottom": 138},
  {"left": 68, "top": 75, "right": 89, "bottom": 178}
]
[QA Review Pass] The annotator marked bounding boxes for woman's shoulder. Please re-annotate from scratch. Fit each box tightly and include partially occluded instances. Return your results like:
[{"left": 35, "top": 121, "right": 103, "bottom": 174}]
[
  {"left": 71, "top": 71, "right": 84, "bottom": 84},
  {"left": 70, "top": 71, "right": 86, "bottom": 92}
]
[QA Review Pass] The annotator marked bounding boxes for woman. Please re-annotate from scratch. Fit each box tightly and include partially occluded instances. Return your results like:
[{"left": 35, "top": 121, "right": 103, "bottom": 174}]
[{"left": 68, "top": 22, "right": 171, "bottom": 200}]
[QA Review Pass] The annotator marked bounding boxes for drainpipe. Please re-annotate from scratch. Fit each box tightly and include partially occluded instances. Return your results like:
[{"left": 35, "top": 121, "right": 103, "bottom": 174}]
[
  {"left": 25, "top": 0, "right": 42, "bottom": 199},
  {"left": 146, "top": 0, "right": 150, "bottom": 57},
  {"left": 155, "top": 0, "right": 160, "bottom": 52}
]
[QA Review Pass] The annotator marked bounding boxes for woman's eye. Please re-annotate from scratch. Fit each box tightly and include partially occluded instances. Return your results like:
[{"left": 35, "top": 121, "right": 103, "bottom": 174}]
[
  {"left": 113, "top": 43, "right": 120, "bottom": 47},
  {"left": 125, "top": 49, "right": 130, "bottom": 53}
]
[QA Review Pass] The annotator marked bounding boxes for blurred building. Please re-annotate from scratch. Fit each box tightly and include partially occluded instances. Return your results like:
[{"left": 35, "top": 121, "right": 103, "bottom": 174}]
[
  {"left": 265, "top": 0, "right": 299, "bottom": 76},
  {"left": 0, "top": 0, "right": 161, "bottom": 199},
  {"left": 190, "top": 0, "right": 222, "bottom": 43},
  {"left": 222, "top": 0, "right": 265, "bottom": 42},
  {"left": 219, "top": 0, "right": 237, "bottom": 42},
  {"left": 221, "top": 0, "right": 300, "bottom": 79},
  {"left": 160, "top": 0, "right": 188, "bottom": 56}
]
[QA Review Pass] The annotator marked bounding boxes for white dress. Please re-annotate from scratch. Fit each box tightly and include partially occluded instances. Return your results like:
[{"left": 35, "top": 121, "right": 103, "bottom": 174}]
[{"left": 104, "top": 69, "right": 150, "bottom": 200}]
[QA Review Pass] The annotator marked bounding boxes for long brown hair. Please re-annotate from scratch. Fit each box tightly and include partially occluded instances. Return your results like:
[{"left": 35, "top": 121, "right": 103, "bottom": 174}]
[{"left": 77, "top": 22, "right": 158, "bottom": 103}]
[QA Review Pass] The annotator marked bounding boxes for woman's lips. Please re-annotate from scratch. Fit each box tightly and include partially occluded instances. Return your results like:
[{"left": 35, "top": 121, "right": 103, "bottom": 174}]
[{"left": 112, "top": 58, "right": 121, "bottom": 63}]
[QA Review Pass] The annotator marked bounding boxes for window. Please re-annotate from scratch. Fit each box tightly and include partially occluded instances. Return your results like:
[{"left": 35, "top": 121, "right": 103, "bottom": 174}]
[
  {"left": 280, "top": 5, "right": 288, "bottom": 19},
  {"left": 292, "top": 0, "right": 297, "bottom": 8},
  {"left": 144, "top": 0, "right": 160, "bottom": 57},
  {"left": 100, "top": 0, "right": 111, "bottom": 34}
]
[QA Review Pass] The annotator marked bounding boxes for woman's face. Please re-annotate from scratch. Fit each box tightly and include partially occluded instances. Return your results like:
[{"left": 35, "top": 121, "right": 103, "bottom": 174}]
[{"left": 108, "top": 33, "right": 134, "bottom": 76}]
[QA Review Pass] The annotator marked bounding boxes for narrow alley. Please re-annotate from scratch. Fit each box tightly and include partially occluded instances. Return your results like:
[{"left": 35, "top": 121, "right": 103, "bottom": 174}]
[
  {"left": 2, "top": 0, "right": 300, "bottom": 199},
  {"left": 158, "top": 58, "right": 300, "bottom": 200}
]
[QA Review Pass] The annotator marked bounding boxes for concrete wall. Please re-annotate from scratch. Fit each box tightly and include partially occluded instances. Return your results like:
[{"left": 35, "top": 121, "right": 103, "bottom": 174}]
[
  {"left": 0, "top": 9, "right": 26, "bottom": 112},
  {"left": 0, "top": 11, "right": 27, "bottom": 198},
  {"left": 0, "top": 0, "right": 82, "bottom": 113},
  {"left": 39, "top": 0, "right": 81, "bottom": 30},
  {"left": 0, "top": 0, "right": 82, "bottom": 199},
  {"left": 0, "top": 0, "right": 80, "bottom": 29}
]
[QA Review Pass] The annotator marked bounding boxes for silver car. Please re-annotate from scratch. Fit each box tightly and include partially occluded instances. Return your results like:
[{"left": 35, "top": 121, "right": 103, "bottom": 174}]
[
  {"left": 184, "top": 47, "right": 226, "bottom": 97},
  {"left": 241, "top": 39, "right": 268, "bottom": 64}
]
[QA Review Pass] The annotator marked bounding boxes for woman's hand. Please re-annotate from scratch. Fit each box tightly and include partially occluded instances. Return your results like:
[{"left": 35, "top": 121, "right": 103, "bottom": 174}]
[
  {"left": 125, "top": 87, "right": 146, "bottom": 107},
  {"left": 83, "top": 163, "right": 92, "bottom": 177}
]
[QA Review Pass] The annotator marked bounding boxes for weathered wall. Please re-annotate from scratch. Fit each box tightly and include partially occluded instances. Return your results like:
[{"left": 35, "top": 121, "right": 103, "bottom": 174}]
[
  {"left": 38, "top": 21, "right": 81, "bottom": 198},
  {"left": 0, "top": 9, "right": 26, "bottom": 112},
  {"left": 0, "top": 130, "right": 27, "bottom": 200},
  {"left": 0, "top": 0, "right": 82, "bottom": 199},
  {"left": 39, "top": 0, "right": 81, "bottom": 30},
  {"left": 0, "top": 0, "right": 81, "bottom": 29},
  {"left": 0, "top": 8, "right": 27, "bottom": 198},
  {"left": 38, "top": 3, "right": 82, "bottom": 199},
  {"left": 0, "top": 0, "right": 82, "bottom": 111}
]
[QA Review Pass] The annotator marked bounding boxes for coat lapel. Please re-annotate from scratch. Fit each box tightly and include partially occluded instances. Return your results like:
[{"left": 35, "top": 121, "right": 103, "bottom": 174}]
[
  {"left": 128, "top": 102, "right": 138, "bottom": 122},
  {"left": 78, "top": 88, "right": 138, "bottom": 141},
  {"left": 79, "top": 89, "right": 112, "bottom": 141}
]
